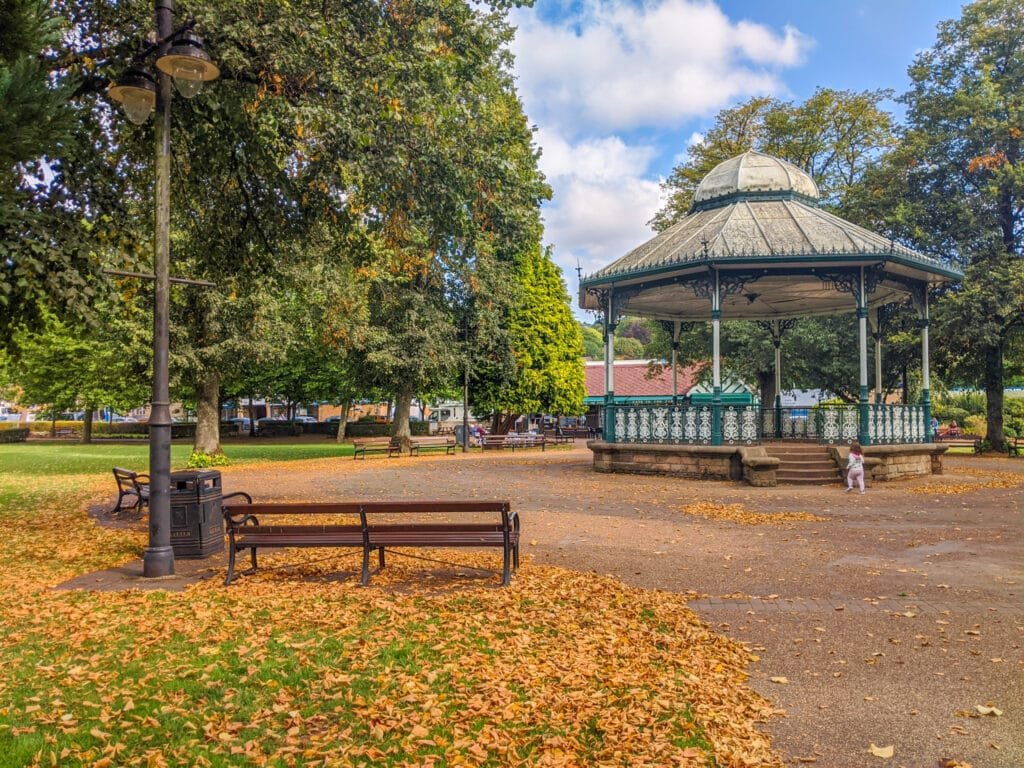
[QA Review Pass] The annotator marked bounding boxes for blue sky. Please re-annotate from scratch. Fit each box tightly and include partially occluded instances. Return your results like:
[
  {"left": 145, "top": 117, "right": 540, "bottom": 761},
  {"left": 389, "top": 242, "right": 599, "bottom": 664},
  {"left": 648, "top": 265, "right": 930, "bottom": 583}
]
[{"left": 506, "top": 0, "right": 965, "bottom": 313}]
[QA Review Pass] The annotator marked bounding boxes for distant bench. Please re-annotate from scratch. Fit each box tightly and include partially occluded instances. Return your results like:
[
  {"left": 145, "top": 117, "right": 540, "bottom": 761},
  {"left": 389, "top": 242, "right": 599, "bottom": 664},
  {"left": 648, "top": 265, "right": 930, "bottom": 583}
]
[
  {"left": 542, "top": 430, "right": 573, "bottom": 445},
  {"left": 352, "top": 437, "right": 402, "bottom": 459},
  {"left": 353, "top": 435, "right": 457, "bottom": 458},
  {"left": 409, "top": 435, "right": 457, "bottom": 456},
  {"left": 222, "top": 499, "right": 519, "bottom": 586},
  {"left": 481, "top": 433, "right": 547, "bottom": 451}
]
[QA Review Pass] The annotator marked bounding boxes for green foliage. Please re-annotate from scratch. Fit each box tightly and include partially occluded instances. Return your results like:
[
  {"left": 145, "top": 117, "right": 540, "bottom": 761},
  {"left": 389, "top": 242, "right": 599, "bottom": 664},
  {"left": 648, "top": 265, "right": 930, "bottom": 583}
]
[
  {"left": 0, "top": 428, "right": 28, "bottom": 443},
  {"left": 8, "top": 317, "right": 149, "bottom": 422},
  {"left": 652, "top": 89, "right": 895, "bottom": 230},
  {"left": 474, "top": 247, "right": 585, "bottom": 421},
  {"left": 185, "top": 451, "right": 230, "bottom": 469},
  {"left": 849, "top": 0, "right": 1024, "bottom": 447},
  {"left": 580, "top": 324, "right": 604, "bottom": 359}
]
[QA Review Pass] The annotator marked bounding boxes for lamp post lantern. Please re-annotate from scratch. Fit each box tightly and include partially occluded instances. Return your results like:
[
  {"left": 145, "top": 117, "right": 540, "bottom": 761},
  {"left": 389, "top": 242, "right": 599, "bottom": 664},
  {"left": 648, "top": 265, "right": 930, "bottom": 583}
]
[{"left": 108, "top": 0, "right": 219, "bottom": 577}]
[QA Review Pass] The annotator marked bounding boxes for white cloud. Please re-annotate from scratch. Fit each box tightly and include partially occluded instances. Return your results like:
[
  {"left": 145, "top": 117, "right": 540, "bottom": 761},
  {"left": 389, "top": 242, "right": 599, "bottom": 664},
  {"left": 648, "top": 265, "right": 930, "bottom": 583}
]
[
  {"left": 507, "top": 1, "right": 812, "bottom": 315},
  {"left": 510, "top": 0, "right": 811, "bottom": 136},
  {"left": 534, "top": 130, "right": 664, "bottom": 295}
]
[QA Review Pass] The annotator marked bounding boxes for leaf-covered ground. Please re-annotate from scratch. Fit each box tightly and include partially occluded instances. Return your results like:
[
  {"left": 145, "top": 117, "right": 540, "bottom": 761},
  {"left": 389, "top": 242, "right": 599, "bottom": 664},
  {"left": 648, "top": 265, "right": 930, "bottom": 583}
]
[{"left": 0, "top": 459, "right": 782, "bottom": 767}]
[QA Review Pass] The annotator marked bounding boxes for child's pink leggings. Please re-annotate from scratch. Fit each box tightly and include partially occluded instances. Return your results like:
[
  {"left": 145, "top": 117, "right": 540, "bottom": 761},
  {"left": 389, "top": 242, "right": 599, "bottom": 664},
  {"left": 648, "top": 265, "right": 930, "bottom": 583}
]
[{"left": 847, "top": 467, "right": 864, "bottom": 491}]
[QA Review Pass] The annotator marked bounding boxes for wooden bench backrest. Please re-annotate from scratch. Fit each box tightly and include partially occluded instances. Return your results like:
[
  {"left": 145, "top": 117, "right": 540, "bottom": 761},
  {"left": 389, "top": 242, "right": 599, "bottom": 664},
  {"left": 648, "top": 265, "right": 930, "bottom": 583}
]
[
  {"left": 112, "top": 467, "right": 140, "bottom": 490},
  {"left": 354, "top": 436, "right": 394, "bottom": 444},
  {"left": 224, "top": 500, "right": 509, "bottom": 515}
]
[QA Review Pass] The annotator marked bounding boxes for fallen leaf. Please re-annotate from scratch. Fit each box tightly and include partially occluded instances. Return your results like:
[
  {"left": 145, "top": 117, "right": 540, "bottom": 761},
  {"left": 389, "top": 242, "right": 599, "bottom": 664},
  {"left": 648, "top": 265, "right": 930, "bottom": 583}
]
[
  {"left": 869, "top": 743, "right": 894, "bottom": 758},
  {"left": 975, "top": 705, "right": 1002, "bottom": 716},
  {"left": 770, "top": 676, "right": 789, "bottom": 684}
]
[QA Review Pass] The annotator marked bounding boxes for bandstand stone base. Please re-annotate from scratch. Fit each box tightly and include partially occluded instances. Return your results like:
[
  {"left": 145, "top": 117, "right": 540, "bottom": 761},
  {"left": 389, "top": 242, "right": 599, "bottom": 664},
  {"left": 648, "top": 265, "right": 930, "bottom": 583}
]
[
  {"left": 831, "top": 443, "right": 948, "bottom": 482},
  {"left": 589, "top": 441, "right": 948, "bottom": 486},
  {"left": 588, "top": 441, "right": 744, "bottom": 481}
]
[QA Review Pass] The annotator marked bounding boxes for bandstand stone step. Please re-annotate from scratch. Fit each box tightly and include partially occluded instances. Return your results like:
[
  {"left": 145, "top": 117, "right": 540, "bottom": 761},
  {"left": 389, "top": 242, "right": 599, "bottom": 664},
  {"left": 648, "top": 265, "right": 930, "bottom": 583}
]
[{"left": 764, "top": 443, "right": 841, "bottom": 485}]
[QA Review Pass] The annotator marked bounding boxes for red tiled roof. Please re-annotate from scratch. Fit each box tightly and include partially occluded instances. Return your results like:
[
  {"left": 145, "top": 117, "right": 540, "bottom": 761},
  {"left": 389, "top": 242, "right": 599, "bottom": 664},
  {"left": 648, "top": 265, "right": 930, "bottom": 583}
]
[{"left": 584, "top": 360, "right": 701, "bottom": 398}]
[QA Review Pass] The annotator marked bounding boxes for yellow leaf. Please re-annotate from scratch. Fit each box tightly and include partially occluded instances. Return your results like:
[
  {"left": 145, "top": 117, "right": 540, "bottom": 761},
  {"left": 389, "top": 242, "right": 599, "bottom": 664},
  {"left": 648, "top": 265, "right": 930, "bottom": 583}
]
[
  {"left": 770, "top": 676, "right": 788, "bottom": 684},
  {"left": 869, "top": 743, "right": 894, "bottom": 758},
  {"left": 975, "top": 705, "right": 1002, "bottom": 716}
]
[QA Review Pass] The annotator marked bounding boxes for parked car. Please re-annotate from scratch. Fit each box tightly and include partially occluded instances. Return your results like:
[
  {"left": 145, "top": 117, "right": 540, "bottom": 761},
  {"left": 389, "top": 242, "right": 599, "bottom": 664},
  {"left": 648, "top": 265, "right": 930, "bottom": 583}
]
[
  {"left": 225, "top": 417, "right": 252, "bottom": 430},
  {"left": 325, "top": 415, "right": 343, "bottom": 423},
  {"left": 293, "top": 415, "right": 317, "bottom": 424},
  {"left": 257, "top": 416, "right": 284, "bottom": 425}
]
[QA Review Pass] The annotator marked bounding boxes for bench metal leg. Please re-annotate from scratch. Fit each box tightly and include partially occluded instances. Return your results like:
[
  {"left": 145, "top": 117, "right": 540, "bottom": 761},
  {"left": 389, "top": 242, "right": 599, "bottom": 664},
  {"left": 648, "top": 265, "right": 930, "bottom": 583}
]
[
  {"left": 224, "top": 544, "right": 237, "bottom": 585},
  {"left": 501, "top": 545, "right": 511, "bottom": 587},
  {"left": 361, "top": 547, "right": 371, "bottom": 586},
  {"left": 377, "top": 546, "right": 385, "bottom": 570}
]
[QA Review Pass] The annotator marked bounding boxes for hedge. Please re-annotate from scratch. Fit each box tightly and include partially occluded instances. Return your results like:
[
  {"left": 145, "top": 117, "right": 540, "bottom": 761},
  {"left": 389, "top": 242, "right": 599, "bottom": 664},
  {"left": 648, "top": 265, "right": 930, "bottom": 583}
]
[{"left": 0, "top": 427, "right": 29, "bottom": 443}]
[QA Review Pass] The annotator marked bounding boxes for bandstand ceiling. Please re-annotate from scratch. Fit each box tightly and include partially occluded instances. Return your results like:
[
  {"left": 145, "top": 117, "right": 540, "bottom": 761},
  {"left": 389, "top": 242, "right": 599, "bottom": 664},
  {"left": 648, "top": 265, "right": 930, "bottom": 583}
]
[{"left": 579, "top": 151, "right": 962, "bottom": 321}]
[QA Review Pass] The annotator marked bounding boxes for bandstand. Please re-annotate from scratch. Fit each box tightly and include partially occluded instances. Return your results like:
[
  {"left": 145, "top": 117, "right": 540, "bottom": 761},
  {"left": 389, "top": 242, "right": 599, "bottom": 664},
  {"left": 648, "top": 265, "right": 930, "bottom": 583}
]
[{"left": 578, "top": 151, "right": 963, "bottom": 485}]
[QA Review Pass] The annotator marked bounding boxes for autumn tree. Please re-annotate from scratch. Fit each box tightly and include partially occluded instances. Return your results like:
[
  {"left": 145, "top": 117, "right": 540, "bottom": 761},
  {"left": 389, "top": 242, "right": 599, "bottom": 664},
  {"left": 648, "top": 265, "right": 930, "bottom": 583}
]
[{"left": 850, "top": 0, "right": 1024, "bottom": 448}]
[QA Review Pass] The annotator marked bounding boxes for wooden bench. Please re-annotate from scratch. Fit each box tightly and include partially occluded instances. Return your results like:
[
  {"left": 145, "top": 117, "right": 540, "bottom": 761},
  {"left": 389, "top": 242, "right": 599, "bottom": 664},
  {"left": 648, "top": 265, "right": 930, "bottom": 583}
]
[
  {"left": 221, "top": 499, "right": 519, "bottom": 586},
  {"left": 542, "top": 430, "right": 573, "bottom": 445},
  {"left": 1009, "top": 437, "right": 1021, "bottom": 457},
  {"left": 352, "top": 436, "right": 402, "bottom": 459},
  {"left": 110, "top": 467, "right": 150, "bottom": 514},
  {"left": 408, "top": 435, "right": 457, "bottom": 456},
  {"left": 481, "top": 433, "right": 547, "bottom": 451},
  {"left": 938, "top": 437, "right": 984, "bottom": 454}
]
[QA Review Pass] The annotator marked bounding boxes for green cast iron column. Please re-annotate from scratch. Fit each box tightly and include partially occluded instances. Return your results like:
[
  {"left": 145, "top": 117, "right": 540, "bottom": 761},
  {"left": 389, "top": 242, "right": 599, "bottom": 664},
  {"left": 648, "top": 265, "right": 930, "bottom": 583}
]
[
  {"left": 711, "top": 272, "right": 723, "bottom": 446},
  {"left": 920, "top": 289, "right": 931, "bottom": 443},
  {"left": 857, "top": 268, "right": 871, "bottom": 446},
  {"left": 603, "top": 290, "right": 616, "bottom": 442}
]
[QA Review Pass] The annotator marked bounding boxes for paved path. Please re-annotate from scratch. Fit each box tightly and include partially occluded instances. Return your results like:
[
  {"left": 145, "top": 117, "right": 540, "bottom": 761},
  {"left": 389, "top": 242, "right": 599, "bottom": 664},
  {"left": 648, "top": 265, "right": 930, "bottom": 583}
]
[{"left": 219, "top": 445, "right": 1024, "bottom": 767}]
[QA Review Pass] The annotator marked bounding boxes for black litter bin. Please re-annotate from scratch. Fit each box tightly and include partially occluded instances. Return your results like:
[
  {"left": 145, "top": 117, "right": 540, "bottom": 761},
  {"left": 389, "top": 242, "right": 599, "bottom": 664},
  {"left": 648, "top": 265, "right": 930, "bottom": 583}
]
[{"left": 169, "top": 469, "right": 224, "bottom": 558}]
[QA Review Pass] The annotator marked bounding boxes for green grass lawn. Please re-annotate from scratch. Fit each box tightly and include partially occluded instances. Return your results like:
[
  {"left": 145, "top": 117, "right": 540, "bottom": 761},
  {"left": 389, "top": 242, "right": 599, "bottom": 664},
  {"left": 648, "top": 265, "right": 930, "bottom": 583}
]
[{"left": 0, "top": 440, "right": 354, "bottom": 477}]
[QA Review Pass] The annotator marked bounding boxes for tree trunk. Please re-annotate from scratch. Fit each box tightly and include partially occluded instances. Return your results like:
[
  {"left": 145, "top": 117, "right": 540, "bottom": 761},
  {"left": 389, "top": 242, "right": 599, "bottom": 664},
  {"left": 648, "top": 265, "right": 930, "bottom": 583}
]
[
  {"left": 193, "top": 372, "right": 223, "bottom": 455},
  {"left": 82, "top": 407, "right": 94, "bottom": 443},
  {"left": 335, "top": 398, "right": 351, "bottom": 442},
  {"left": 392, "top": 387, "right": 413, "bottom": 448},
  {"left": 984, "top": 341, "right": 1005, "bottom": 452},
  {"left": 248, "top": 390, "right": 257, "bottom": 437},
  {"left": 901, "top": 365, "right": 909, "bottom": 405},
  {"left": 756, "top": 370, "right": 775, "bottom": 411}
]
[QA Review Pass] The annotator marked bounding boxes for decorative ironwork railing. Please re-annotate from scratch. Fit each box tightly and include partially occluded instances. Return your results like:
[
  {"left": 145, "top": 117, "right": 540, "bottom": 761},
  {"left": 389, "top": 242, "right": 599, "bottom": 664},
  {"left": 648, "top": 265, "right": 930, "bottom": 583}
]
[
  {"left": 868, "top": 403, "right": 927, "bottom": 444},
  {"left": 761, "top": 405, "right": 859, "bottom": 443},
  {"left": 606, "top": 403, "right": 930, "bottom": 446},
  {"left": 612, "top": 404, "right": 714, "bottom": 444},
  {"left": 609, "top": 404, "right": 759, "bottom": 445}
]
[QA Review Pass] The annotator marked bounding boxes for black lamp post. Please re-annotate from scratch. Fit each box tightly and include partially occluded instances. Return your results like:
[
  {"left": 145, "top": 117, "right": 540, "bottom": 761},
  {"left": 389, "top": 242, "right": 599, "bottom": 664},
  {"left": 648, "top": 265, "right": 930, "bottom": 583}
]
[{"left": 108, "top": 0, "right": 219, "bottom": 578}]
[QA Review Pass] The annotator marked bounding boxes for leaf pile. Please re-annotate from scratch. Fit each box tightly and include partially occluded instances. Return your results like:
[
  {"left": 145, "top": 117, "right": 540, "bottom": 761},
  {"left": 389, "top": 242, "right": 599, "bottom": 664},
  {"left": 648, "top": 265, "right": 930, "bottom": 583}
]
[
  {"left": 909, "top": 468, "right": 1024, "bottom": 495},
  {"left": 682, "top": 502, "right": 827, "bottom": 526},
  {"left": 0, "top": 471, "right": 783, "bottom": 766}
]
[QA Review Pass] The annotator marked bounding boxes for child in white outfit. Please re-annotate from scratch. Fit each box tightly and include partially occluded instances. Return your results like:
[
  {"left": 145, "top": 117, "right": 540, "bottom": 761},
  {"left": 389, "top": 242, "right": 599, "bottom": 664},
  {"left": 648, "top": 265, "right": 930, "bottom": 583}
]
[{"left": 846, "top": 441, "right": 865, "bottom": 493}]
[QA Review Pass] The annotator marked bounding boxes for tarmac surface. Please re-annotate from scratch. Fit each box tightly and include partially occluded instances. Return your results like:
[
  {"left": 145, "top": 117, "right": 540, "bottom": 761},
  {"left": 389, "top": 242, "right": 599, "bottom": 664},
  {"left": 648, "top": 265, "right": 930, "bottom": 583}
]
[{"left": 84, "top": 443, "right": 1023, "bottom": 767}]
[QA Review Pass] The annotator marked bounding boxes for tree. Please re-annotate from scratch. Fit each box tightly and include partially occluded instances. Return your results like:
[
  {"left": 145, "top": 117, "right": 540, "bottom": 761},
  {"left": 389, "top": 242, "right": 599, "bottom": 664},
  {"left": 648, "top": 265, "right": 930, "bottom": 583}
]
[
  {"left": 9, "top": 316, "right": 149, "bottom": 440},
  {"left": 473, "top": 247, "right": 585, "bottom": 432},
  {"left": 851, "top": 0, "right": 1024, "bottom": 449},
  {"left": 0, "top": 0, "right": 101, "bottom": 339},
  {"left": 652, "top": 89, "right": 896, "bottom": 230}
]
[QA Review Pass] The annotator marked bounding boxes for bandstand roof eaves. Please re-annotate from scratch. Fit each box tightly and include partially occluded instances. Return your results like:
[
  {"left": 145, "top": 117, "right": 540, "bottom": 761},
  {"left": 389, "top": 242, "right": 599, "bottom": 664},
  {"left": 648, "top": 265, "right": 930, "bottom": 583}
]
[
  {"left": 581, "top": 250, "right": 962, "bottom": 288},
  {"left": 582, "top": 198, "right": 960, "bottom": 287}
]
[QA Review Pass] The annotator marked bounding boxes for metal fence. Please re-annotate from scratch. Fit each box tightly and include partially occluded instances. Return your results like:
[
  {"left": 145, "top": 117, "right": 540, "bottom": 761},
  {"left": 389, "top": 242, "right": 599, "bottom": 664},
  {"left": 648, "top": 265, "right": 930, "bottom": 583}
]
[{"left": 605, "top": 402, "right": 929, "bottom": 446}]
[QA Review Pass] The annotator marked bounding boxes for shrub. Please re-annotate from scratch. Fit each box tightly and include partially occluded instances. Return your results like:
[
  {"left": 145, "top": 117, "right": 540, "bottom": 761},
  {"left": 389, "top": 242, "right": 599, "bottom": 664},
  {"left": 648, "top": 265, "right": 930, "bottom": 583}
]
[
  {"left": 964, "top": 415, "right": 986, "bottom": 437},
  {"left": 186, "top": 451, "right": 230, "bottom": 469},
  {"left": 0, "top": 427, "right": 29, "bottom": 443}
]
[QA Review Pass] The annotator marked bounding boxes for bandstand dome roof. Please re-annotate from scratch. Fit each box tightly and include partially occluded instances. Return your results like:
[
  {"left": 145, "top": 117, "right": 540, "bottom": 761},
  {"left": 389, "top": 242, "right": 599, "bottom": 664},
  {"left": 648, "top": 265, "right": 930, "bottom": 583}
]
[
  {"left": 694, "top": 151, "right": 819, "bottom": 206},
  {"left": 579, "top": 150, "right": 962, "bottom": 320}
]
